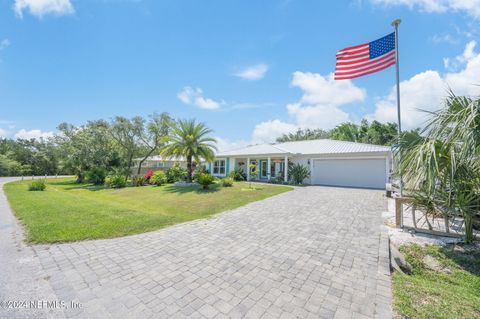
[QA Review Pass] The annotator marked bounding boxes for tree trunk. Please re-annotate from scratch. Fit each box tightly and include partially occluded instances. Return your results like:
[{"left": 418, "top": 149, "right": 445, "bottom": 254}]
[
  {"left": 76, "top": 172, "right": 84, "bottom": 183},
  {"left": 126, "top": 153, "right": 134, "bottom": 179},
  {"left": 464, "top": 214, "right": 474, "bottom": 244},
  {"left": 136, "top": 148, "right": 156, "bottom": 175},
  {"left": 425, "top": 210, "right": 433, "bottom": 230},
  {"left": 187, "top": 155, "right": 193, "bottom": 183}
]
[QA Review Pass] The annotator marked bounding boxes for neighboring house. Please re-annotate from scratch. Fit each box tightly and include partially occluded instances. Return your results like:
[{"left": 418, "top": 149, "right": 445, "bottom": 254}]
[
  {"left": 131, "top": 156, "right": 189, "bottom": 175},
  {"left": 211, "top": 139, "right": 392, "bottom": 189}
]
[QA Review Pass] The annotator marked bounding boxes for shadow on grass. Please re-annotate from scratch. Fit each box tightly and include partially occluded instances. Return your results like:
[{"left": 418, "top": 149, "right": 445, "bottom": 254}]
[
  {"left": 442, "top": 245, "right": 480, "bottom": 276},
  {"left": 162, "top": 184, "right": 220, "bottom": 194},
  {"left": 48, "top": 180, "right": 106, "bottom": 192}
]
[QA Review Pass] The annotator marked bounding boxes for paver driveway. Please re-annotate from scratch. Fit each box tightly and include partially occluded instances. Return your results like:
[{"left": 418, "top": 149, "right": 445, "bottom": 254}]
[{"left": 3, "top": 185, "right": 392, "bottom": 319}]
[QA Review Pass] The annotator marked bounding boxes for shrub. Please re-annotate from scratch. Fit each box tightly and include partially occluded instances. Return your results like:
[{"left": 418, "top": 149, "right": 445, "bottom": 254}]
[
  {"left": 143, "top": 170, "right": 154, "bottom": 182},
  {"left": 86, "top": 167, "right": 107, "bottom": 185},
  {"left": 150, "top": 170, "right": 167, "bottom": 186},
  {"left": 220, "top": 177, "right": 234, "bottom": 187},
  {"left": 105, "top": 175, "right": 127, "bottom": 188},
  {"left": 131, "top": 175, "right": 146, "bottom": 187},
  {"left": 197, "top": 172, "right": 215, "bottom": 189},
  {"left": 229, "top": 167, "right": 246, "bottom": 181},
  {"left": 193, "top": 165, "right": 209, "bottom": 181},
  {"left": 289, "top": 164, "right": 310, "bottom": 185},
  {"left": 28, "top": 179, "right": 46, "bottom": 191},
  {"left": 166, "top": 164, "right": 187, "bottom": 183}
]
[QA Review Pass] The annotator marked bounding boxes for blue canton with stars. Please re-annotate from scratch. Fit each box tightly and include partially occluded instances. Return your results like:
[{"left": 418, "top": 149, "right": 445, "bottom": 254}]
[{"left": 369, "top": 32, "right": 395, "bottom": 59}]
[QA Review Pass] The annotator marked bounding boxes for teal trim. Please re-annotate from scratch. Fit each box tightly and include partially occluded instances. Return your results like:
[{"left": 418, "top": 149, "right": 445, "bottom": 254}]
[
  {"left": 226, "top": 157, "right": 230, "bottom": 175},
  {"left": 208, "top": 162, "right": 212, "bottom": 173},
  {"left": 259, "top": 160, "right": 268, "bottom": 179}
]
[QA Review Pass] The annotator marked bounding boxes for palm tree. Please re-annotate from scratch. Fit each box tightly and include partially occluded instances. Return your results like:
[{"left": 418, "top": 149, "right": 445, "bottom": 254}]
[
  {"left": 397, "top": 91, "right": 480, "bottom": 243},
  {"left": 161, "top": 119, "right": 217, "bottom": 183}
]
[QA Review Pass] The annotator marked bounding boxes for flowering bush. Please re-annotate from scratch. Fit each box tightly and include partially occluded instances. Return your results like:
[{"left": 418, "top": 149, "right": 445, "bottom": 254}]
[{"left": 143, "top": 170, "right": 154, "bottom": 182}]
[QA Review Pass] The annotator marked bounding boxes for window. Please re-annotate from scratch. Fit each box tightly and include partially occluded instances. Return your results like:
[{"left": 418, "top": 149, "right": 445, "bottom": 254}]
[{"left": 213, "top": 160, "right": 226, "bottom": 175}]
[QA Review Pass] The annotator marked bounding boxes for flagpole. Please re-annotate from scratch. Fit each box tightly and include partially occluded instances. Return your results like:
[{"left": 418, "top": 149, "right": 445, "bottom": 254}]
[{"left": 392, "top": 18, "right": 404, "bottom": 226}]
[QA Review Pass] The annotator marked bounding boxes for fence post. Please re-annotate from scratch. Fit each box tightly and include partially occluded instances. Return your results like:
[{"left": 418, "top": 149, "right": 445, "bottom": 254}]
[{"left": 395, "top": 197, "right": 402, "bottom": 228}]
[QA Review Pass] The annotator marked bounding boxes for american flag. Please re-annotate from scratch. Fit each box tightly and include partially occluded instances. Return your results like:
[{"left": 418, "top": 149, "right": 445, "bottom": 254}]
[{"left": 335, "top": 32, "right": 396, "bottom": 80}]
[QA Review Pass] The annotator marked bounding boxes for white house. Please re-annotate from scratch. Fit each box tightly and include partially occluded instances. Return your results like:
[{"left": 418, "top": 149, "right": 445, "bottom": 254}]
[
  {"left": 131, "top": 155, "right": 189, "bottom": 175},
  {"left": 209, "top": 139, "right": 392, "bottom": 189}
]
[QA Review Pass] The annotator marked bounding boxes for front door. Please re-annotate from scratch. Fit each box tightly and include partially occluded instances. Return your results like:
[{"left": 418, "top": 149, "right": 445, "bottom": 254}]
[{"left": 259, "top": 160, "right": 268, "bottom": 179}]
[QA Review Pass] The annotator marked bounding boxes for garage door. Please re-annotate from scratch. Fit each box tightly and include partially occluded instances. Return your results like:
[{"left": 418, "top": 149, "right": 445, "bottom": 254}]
[{"left": 311, "top": 158, "right": 386, "bottom": 189}]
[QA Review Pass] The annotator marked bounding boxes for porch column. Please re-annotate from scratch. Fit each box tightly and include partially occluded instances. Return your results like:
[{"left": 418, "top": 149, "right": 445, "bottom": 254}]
[
  {"left": 267, "top": 157, "right": 271, "bottom": 180},
  {"left": 247, "top": 157, "right": 250, "bottom": 181},
  {"left": 284, "top": 155, "right": 288, "bottom": 182}
]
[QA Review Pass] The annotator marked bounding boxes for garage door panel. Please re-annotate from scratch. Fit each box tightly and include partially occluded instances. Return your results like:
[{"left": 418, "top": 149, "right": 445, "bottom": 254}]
[{"left": 312, "top": 158, "right": 386, "bottom": 189}]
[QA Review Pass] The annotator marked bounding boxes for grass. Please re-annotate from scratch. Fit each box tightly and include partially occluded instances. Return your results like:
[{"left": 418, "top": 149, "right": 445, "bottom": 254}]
[
  {"left": 4, "top": 178, "right": 292, "bottom": 243},
  {"left": 393, "top": 244, "right": 480, "bottom": 319}
]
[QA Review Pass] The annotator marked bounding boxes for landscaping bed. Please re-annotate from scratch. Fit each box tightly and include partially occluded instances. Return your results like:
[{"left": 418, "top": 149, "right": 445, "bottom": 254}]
[
  {"left": 4, "top": 177, "right": 291, "bottom": 243},
  {"left": 392, "top": 244, "right": 480, "bottom": 319}
]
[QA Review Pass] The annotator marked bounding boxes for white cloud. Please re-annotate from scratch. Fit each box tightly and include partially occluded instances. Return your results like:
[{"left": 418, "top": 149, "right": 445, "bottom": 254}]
[
  {"left": 13, "top": 0, "right": 74, "bottom": 18},
  {"left": 291, "top": 71, "right": 366, "bottom": 106},
  {"left": 370, "top": 0, "right": 480, "bottom": 19},
  {"left": 431, "top": 33, "right": 457, "bottom": 44},
  {"left": 214, "top": 137, "right": 251, "bottom": 152},
  {"left": 14, "top": 129, "right": 54, "bottom": 140},
  {"left": 279, "top": 71, "right": 365, "bottom": 130},
  {"left": 242, "top": 71, "right": 367, "bottom": 144},
  {"left": 233, "top": 64, "right": 269, "bottom": 81},
  {"left": 443, "top": 40, "right": 476, "bottom": 70},
  {"left": 177, "top": 86, "right": 223, "bottom": 110},
  {"left": 287, "top": 103, "right": 350, "bottom": 129},
  {"left": 369, "top": 40, "right": 480, "bottom": 129},
  {"left": 251, "top": 120, "right": 298, "bottom": 143},
  {"left": 0, "top": 128, "right": 8, "bottom": 138},
  {"left": 0, "top": 39, "right": 10, "bottom": 50}
]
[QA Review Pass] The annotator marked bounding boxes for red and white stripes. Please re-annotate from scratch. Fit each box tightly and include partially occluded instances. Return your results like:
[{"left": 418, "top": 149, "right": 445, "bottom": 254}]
[{"left": 334, "top": 43, "right": 396, "bottom": 80}]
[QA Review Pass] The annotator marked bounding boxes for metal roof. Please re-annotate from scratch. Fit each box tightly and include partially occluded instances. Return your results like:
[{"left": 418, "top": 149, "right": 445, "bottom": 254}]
[
  {"left": 216, "top": 139, "right": 391, "bottom": 157},
  {"left": 133, "top": 155, "right": 187, "bottom": 161}
]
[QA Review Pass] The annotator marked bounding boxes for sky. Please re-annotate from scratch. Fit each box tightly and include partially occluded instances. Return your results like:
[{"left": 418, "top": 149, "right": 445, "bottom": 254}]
[{"left": 0, "top": 0, "right": 479, "bottom": 151}]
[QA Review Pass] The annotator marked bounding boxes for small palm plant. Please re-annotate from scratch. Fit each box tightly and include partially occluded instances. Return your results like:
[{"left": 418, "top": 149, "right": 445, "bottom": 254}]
[{"left": 161, "top": 119, "right": 217, "bottom": 183}]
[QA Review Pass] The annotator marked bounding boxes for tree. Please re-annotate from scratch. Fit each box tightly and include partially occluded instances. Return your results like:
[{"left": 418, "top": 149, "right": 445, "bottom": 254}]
[
  {"left": 0, "top": 137, "right": 62, "bottom": 176},
  {"left": 136, "top": 113, "right": 172, "bottom": 175},
  {"left": 56, "top": 121, "right": 119, "bottom": 182},
  {"left": 398, "top": 92, "right": 480, "bottom": 243},
  {"left": 277, "top": 120, "right": 406, "bottom": 146},
  {"left": 109, "top": 116, "right": 144, "bottom": 177},
  {"left": 330, "top": 122, "right": 361, "bottom": 142},
  {"left": 276, "top": 128, "right": 330, "bottom": 143},
  {"left": 161, "top": 119, "right": 217, "bottom": 183}
]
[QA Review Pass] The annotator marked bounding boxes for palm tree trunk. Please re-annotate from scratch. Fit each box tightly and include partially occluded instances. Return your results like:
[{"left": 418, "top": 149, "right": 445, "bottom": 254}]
[
  {"left": 464, "top": 213, "right": 474, "bottom": 244},
  {"left": 187, "top": 155, "right": 193, "bottom": 183}
]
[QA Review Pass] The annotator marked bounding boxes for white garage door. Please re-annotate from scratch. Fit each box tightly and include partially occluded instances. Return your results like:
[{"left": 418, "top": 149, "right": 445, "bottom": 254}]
[{"left": 311, "top": 158, "right": 386, "bottom": 189}]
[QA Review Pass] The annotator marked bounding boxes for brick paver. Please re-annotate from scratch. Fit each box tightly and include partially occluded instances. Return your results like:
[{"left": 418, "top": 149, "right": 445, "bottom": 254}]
[{"left": 7, "top": 184, "right": 392, "bottom": 319}]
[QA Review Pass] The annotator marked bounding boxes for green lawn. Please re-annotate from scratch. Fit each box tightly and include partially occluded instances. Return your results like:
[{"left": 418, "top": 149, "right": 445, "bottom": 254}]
[
  {"left": 393, "top": 244, "right": 480, "bottom": 319},
  {"left": 4, "top": 178, "right": 291, "bottom": 243}
]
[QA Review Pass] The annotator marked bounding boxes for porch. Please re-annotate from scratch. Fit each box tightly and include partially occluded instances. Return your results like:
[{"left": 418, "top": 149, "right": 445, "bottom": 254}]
[{"left": 210, "top": 156, "right": 289, "bottom": 182}]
